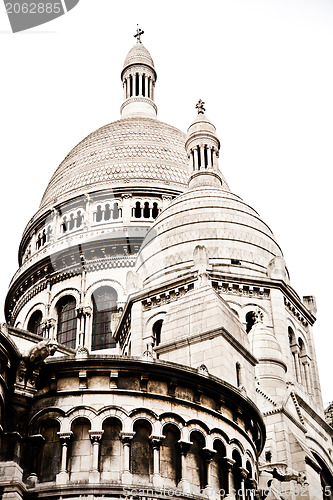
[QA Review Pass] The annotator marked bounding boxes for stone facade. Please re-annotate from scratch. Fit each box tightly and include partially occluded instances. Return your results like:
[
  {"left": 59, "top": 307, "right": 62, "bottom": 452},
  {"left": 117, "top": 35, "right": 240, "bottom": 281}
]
[{"left": 0, "top": 35, "right": 332, "bottom": 500}]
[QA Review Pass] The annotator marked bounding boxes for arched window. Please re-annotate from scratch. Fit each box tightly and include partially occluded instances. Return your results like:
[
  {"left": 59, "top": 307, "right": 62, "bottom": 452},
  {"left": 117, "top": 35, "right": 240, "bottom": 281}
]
[
  {"left": 143, "top": 202, "right": 150, "bottom": 218},
  {"left": 188, "top": 431, "right": 206, "bottom": 492},
  {"left": 152, "top": 202, "right": 159, "bottom": 219},
  {"left": 100, "top": 418, "right": 122, "bottom": 479},
  {"left": 134, "top": 201, "right": 142, "bottom": 218},
  {"left": 70, "top": 418, "right": 91, "bottom": 478},
  {"left": 113, "top": 202, "right": 120, "bottom": 220},
  {"left": 211, "top": 440, "right": 227, "bottom": 498},
  {"left": 96, "top": 205, "right": 103, "bottom": 222},
  {"left": 153, "top": 319, "right": 163, "bottom": 346},
  {"left": 245, "top": 461, "right": 253, "bottom": 500},
  {"left": 160, "top": 424, "right": 181, "bottom": 486},
  {"left": 27, "top": 310, "right": 43, "bottom": 336},
  {"left": 39, "top": 420, "right": 61, "bottom": 482},
  {"left": 245, "top": 311, "right": 256, "bottom": 333},
  {"left": 232, "top": 450, "right": 242, "bottom": 500},
  {"left": 76, "top": 210, "right": 83, "bottom": 228},
  {"left": 56, "top": 296, "right": 77, "bottom": 349},
  {"left": 92, "top": 286, "right": 117, "bottom": 350},
  {"left": 131, "top": 419, "right": 153, "bottom": 478},
  {"left": 104, "top": 204, "right": 111, "bottom": 221}
]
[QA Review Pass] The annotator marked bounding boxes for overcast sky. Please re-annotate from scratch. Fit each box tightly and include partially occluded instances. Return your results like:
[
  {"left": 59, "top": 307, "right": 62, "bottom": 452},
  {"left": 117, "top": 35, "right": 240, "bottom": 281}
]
[{"left": 0, "top": 0, "right": 332, "bottom": 404}]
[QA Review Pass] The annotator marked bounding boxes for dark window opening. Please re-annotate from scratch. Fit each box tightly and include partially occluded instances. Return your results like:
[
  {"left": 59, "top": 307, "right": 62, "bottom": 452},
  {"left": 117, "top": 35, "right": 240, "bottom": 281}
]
[
  {"left": 153, "top": 319, "right": 163, "bottom": 346},
  {"left": 134, "top": 201, "right": 142, "bottom": 218},
  {"left": 265, "top": 451, "right": 272, "bottom": 463},
  {"left": 96, "top": 205, "right": 103, "bottom": 223},
  {"left": 204, "top": 146, "right": 208, "bottom": 168},
  {"left": 62, "top": 216, "right": 68, "bottom": 232},
  {"left": 142, "top": 74, "right": 145, "bottom": 96},
  {"left": 69, "top": 213, "right": 75, "bottom": 230},
  {"left": 76, "top": 211, "right": 83, "bottom": 228},
  {"left": 143, "top": 202, "right": 150, "bottom": 218},
  {"left": 130, "top": 75, "right": 133, "bottom": 97},
  {"left": 104, "top": 204, "right": 111, "bottom": 221},
  {"left": 236, "top": 362, "right": 241, "bottom": 387},
  {"left": 113, "top": 202, "right": 120, "bottom": 220},
  {"left": 135, "top": 73, "right": 139, "bottom": 96},
  {"left": 92, "top": 286, "right": 117, "bottom": 350},
  {"left": 57, "top": 296, "right": 77, "bottom": 349},
  {"left": 152, "top": 202, "right": 159, "bottom": 219},
  {"left": 27, "top": 310, "right": 43, "bottom": 336},
  {"left": 246, "top": 311, "right": 256, "bottom": 333},
  {"left": 197, "top": 146, "right": 201, "bottom": 169}
]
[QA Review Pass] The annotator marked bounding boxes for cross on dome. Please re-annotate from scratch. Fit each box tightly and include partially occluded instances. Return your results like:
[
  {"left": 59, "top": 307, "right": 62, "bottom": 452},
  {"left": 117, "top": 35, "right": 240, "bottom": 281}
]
[
  {"left": 196, "top": 99, "right": 205, "bottom": 114},
  {"left": 134, "top": 25, "right": 144, "bottom": 43}
]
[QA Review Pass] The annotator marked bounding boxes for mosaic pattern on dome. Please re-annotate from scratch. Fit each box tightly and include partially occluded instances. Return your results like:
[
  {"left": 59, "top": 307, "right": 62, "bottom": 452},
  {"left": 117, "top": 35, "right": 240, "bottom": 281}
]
[{"left": 40, "top": 118, "right": 188, "bottom": 208}]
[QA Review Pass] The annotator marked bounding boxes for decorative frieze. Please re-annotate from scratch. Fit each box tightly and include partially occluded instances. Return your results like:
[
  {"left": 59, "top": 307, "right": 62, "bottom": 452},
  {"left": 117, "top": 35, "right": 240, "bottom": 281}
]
[
  {"left": 142, "top": 283, "right": 195, "bottom": 311},
  {"left": 212, "top": 280, "right": 270, "bottom": 298},
  {"left": 284, "top": 297, "right": 308, "bottom": 327}
]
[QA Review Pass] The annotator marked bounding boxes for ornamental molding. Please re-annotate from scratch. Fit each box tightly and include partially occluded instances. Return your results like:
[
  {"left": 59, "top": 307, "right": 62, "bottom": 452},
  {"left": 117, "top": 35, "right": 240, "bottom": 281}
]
[
  {"left": 120, "top": 97, "right": 158, "bottom": 114},
  {"left": 142, "top": 283, "right": 195, "bottom": 311},
  {"left": 212, "top": 280, "right": 270, "bottom": 299},
  {"left": 284, "top": 297, "right": 308, "bottom": 327}
]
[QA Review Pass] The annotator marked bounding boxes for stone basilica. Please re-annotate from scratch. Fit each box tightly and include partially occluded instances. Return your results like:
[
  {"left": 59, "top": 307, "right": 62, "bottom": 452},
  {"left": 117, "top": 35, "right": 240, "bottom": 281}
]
[{"left": 0, "top": 31, "right": 332, "bottom": 500}]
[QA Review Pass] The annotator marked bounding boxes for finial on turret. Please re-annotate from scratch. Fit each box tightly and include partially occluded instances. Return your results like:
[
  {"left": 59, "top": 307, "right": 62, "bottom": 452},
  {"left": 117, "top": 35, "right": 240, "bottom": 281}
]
[
  {"left": 196, "top": 99, "right": 205, "bottom": 114},
  {"left": 134, "top": 25, "right": 144, "bottom": 43}
]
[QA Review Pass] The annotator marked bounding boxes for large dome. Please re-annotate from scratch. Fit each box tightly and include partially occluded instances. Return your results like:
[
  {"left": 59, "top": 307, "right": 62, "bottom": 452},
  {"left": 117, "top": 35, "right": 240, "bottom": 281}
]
[
  {"left": 136, "top": 184, "right": 285, "bottom": 287},
  {"left": 40, "top": 117, "right": 188, "bottom": 209}
]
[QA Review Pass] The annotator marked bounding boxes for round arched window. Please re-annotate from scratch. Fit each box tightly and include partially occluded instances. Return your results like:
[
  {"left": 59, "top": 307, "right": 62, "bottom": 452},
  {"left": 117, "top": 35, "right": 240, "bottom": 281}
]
[{"left": 27, "top": 310, "right": 43, "bottom": 336}]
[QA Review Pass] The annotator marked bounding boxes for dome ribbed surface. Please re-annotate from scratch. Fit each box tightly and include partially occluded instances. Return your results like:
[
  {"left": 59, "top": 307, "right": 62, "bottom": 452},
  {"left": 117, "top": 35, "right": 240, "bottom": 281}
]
[
  {"left": 40, "top": 117, "right": 188, "bottom": 208},
  {"left": 136, "top": 186, "right": 284, "bottom": 286},
  {"left": 123, "top": 42, "right": 155, "bottom": 70}
]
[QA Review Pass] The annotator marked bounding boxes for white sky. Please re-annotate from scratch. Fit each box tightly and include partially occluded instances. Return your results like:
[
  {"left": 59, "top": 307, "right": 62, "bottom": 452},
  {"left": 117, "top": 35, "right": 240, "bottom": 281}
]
[{"left": 0, "top": 0, "right": 332, "bottom": 405}]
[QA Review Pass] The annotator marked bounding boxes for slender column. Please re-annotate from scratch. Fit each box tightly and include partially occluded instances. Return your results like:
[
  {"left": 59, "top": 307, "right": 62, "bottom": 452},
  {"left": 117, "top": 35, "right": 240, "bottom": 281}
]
[
  {"left": 76, "top": 306, "right": 91, "bottom": 348},
  {"left": 249, "top": 478, "right": 258, "bottom": 500},
  {"left": 224, "top": 458, "right": 236, "bottom": 500},
  {"left": 150, "top": 435, "right": 164, "bottom": 487},
  {"left": 123, "top": 80, "right": 126, "bottom": 101},
  {"left": 207, "top": 146, "right": 212, "bottom": 168},
  {"left": 193, "top": 147, "right": 199, "bottom": 170},
  {"left": 189, "top": 150, "right": 194, "bottom": 171},
  {"left": 200, "top": 145, "right": 206, "bottom": 169},
  {"left": 302, "top": 359, "right": 312, "bottom": 394},
  {"left": 89, "top": 431, "right": 104, "bottom": 471},
  {"left": 291, "top": 345, "right": 301, "bottom": 383},
  {"left": 202, "top": 448, "right": 216, "bottom": 494},
  {"left": 120, "top": 432, "right": 135, "bottom": 484},
  {"left": 178, "top": 440, "right": 192, "bottom": 493},
  {"left": 239, "top": 467, "right": 248, "bottom": 499},
  {"left": 56, "top": 432, "right": 72, "bottom": 484},
  {"left": 151, "top": 82, "right": 154, "bottom": 100},
  {"left": 145, "top": 75, "right": 149, "bottom": 97}
]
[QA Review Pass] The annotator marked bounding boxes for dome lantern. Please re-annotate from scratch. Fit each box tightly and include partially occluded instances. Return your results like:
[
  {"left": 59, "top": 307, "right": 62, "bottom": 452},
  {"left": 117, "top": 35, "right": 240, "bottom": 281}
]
[
  {"left": 186, "top": 100, "right": 223, "bottom": 188},
  {"left": 120, "top": 27, "right": 157, "bottom": 118}
]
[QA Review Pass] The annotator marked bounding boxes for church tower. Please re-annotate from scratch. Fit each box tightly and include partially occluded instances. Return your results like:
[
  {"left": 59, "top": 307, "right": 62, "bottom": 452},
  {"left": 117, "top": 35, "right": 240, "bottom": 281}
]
[{"left": 0, "top": 31, "right": 332, "bottom": 500}]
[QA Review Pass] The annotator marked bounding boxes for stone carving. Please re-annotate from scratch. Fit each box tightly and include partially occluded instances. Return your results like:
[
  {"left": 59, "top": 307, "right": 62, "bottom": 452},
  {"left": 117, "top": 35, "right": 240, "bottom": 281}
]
[{"left": 26, "top": 339, "right": 58, "bottom": 365}]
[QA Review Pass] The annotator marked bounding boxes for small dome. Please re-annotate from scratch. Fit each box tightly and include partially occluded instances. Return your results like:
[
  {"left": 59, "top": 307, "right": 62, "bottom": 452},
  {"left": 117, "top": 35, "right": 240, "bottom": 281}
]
[
  {"left": 187, "top": 113, "right": 219, "bottom": 140},
  {"left": 122, "top": 42, "right": 155, "bottom": 73},
  {"left": 135, "top": 184, "right": 285, "bottom": 287}
]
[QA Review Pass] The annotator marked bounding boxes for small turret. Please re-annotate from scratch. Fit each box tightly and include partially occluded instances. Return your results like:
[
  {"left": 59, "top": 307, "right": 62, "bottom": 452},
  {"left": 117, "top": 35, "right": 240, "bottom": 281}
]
[
  {"left": 185, "top": 100, "right": 224, "bottom": 188},
  {"left": 120, "top": 27, "right": 157, "bottom": 118}
]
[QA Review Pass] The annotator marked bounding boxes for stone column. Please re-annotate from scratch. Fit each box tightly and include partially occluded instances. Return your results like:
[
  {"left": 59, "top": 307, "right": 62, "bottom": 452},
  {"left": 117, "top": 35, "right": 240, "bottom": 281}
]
[
  {"left": 120, "top": 432, "right": 135, "bottom": 485},
  {"left": 150, "top": 435, "right": 164, "bottom": 487},
  {"left": 200, "top": 145, "right": 205, "bottom": 169},
  {"left": 224, "top": 458, "right": 236, "bottom": 500},
  {"left": 121, "top": 194, "right": 132, "bottom": 225},
  {"left": 193, "top": 147, "right": 199, "bottom": 170},
  {"left": 177, "top": 440, "right": 192, "bottom": 493},
  {"left": 76, "top": 306, "right": 92, "bottom": 348},
  {"left": 56, "top": 432, "right": 72, "bottom": 484},
  {"left": 189, "top": 150, "right": 194, "bottom": 171},
  {"left": 291, "top": 345, "right": 301, "bottom": 383},
  {"left": 248, "top": 478, "right": 258, "bottom": 500},
  {"left": 89, "top": 430, "right": 103, "bottom": 483},
  {"left": 202, "top": 447, "right": 216, "bottom": 496},
  {"left": 302, "top": 358, "right": 312, "bottom": 394},
  {"left": 239, "top": 467, "right": 248, "bottom": 499},
  {"left": 145, "top": 75, "right": 149, "bottom": 97},
  {"left": 207, "top": 146, "right": 212, "bottom": 168}
]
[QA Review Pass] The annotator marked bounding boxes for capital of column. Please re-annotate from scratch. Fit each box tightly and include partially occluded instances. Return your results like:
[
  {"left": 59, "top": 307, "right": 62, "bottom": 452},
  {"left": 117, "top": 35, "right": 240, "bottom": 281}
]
[
  {"left": 202, "top": 447, "right": 216, "bottom": 462},
  {"left": 76, "top": 306, "right": 92, "bottom": 318},
  {"left": 120, "top": 431, "right": 135, "bottom": 444},
  {"left": 89, "top": 430, "right": 104, "bottom": 443},
  {"left": 178, "top": 440, "right": 192, "bottom": 456},
  {"left": 239, "top": 467, "right": 249, "bottom": 480},
  {"left": 149, "top": 435, "right": 165, "bottom": 449},
  {"left": 224, "top": 457, "right": 236, "bottom": 470},
  {"left": 290, "top": 344, "right": 300, "bottom": 355},
  {"left": 57, "top": 431, "right": 73, "bottom": 442}
]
